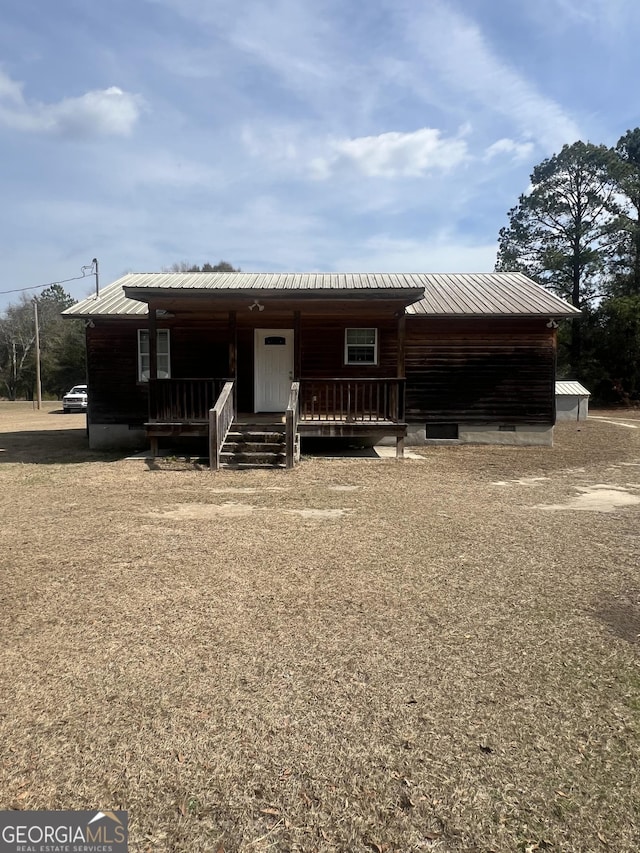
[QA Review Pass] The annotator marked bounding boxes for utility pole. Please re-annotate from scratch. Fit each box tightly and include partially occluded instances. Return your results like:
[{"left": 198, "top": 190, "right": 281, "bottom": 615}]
[
  {"left": 82, "top": 258, "right": 99, "bottom": 296},
  {"left": 34, "top": 299, "right": 42, "bottom": 410}
]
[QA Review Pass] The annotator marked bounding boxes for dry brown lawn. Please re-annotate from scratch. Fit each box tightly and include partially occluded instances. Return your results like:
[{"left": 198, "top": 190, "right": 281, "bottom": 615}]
[{"left": 1, "top": 402, "right": 639, "bottom": 852}]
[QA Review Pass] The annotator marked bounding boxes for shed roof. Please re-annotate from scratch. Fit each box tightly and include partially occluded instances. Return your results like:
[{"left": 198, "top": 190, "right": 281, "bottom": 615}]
[
  {"left": 555, "top": 381, "right": 590, "bottom": 396},
  {"left": 62, "top": 271, "right": 580, "bottom": 318}
]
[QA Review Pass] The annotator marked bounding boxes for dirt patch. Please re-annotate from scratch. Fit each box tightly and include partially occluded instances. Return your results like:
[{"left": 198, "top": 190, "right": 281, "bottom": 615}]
[
  {"left": 154, "top": 503, "right": 351, "bottom": 522},
  {"left": 492, "top": 476, "right": 551, "bottom": 486},
  {"left": 535, "top": 484, "right": 640, "bottom": 513},
  {"left": 156, "top": 502, "right": 259, "bottom": 519},
  {"left": 595, "top": 590, "right": 640, "bottom": 644},
  {"left": 285, "top": 507, "right": 350, "bottom": 519},
  {"left": 589, "top": 416, "right": 639, "bottom": 429},
  {"left": 327, "top": 484, "right": 360, "bottom": 491},
  {"left": 208, "top": 487, "right": 289, "bottom": 494}
]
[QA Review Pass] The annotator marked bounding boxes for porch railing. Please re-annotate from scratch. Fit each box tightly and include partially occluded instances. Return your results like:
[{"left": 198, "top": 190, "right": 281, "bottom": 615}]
[
  {"left": 285, "top": 381, "right": 300, "bottom": 469},
  {"left": 299, "top": 378, "right": 406, "bottom": 422},
  {"left": 209, "top": 381, "right": 235, "bottom": 470},
  {"left": 149, "top": 378, "right": 229, "bottom": 422}
]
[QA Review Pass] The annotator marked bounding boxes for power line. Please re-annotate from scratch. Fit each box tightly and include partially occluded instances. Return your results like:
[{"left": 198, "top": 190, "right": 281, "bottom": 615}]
[{"left": 0, "top": 272, "right": 94, "bottom": 296}]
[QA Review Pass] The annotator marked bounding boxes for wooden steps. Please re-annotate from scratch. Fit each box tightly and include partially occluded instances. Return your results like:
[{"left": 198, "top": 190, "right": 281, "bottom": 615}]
[{"left": 220, "top": 423, "right": 288, "bottom": 469}]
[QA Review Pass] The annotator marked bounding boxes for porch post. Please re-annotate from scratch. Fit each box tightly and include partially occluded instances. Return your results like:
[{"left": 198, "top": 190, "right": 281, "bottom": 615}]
[
  {"left": 396, "top": 311, "right": 406, "bottom": 460},
  {"left": 293, "top": 310, "right": 301, "bottom": 378},
  {"left": 396, "top": 311, "right": 406, "bottom": 420},
  {"left": 147, "top": 304, "right": 158, "bottom": 450},
  {"left": 149, "top": 302, "right": 158, "bottom": 381},
  {"left": 228, "top": 310, "right": 237, "bottom": 379},
  {"left": 397, "top": 311, "right": 406, "bottom": 380}
]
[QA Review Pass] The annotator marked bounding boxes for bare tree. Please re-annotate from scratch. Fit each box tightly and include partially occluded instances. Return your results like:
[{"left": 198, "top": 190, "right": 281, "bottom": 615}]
[{"left": 165, "top": 260, "right": 240, "bottom": 273}]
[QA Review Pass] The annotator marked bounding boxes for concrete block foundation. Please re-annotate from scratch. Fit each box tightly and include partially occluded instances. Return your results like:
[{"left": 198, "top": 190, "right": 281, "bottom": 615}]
[
  {"left": 88, "top": 423, "right": 147, "bottom": 451},
  {"left": 378, "top": 422, "right": 554, "bottom": 448}
]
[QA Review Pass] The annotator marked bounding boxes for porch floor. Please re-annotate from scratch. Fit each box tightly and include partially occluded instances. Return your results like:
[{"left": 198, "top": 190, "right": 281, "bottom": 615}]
[{"left": 145, "top": 412, "right": 407, "bottom": 445}]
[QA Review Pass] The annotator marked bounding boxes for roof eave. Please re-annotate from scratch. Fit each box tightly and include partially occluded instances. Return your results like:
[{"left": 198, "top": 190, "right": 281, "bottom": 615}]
[
  {"left": 408, "top": 310, "right": 581, "bottom": 319},
  {"left": 62, "top": 311, "right": 147, "bottom": 320},
  {"left": 123, "top": 286, "right": 425, "bottom": 304}
]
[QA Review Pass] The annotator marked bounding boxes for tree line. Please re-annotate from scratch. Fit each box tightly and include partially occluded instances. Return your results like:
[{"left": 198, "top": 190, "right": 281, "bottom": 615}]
[
  {"left": 0, "top": 284, "right": 85, "bottom": 401},
  {"left": 166, "top": 260, "right": 239, "bottom": 273},
  {"left": 496, "top": 128, "right": 640, "bottom": 404},
  {"left": 0, "top": 262, "right": 239, "bottom": 401}
]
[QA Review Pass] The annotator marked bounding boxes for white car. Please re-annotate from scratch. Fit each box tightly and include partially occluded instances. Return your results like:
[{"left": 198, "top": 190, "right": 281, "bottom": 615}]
[{"left": 62, "top": 384, "right": 88, "bottom": 414}]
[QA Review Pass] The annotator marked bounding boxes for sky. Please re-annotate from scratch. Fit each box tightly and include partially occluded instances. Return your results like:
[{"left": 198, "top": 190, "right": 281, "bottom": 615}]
[{"left": 0, "top": 0, "right": 639, "bottom": 309}]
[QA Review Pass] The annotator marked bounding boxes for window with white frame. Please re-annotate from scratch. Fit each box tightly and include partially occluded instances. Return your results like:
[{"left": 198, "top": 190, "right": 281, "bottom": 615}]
[
  {"left": 138, "top": 329, "right": 171, "bottom": 381},
  {"left": 345, "top": 328, "right": 377, "bottom": 365}
]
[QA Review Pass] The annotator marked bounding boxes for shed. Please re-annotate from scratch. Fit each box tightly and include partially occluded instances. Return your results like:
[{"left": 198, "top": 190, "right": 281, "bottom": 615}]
[{"left": 555, "top": 381, "right": 590, "bottom": 421}]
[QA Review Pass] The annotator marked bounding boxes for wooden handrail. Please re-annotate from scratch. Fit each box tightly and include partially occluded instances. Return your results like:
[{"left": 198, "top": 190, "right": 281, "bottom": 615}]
[
  {"left": 299, "top": 377, "right": 405, "bottom": 382},
  {"left": 209, "top": 381, "right": 235, "bottom": 470},
  {"left": 285, "top": 381, "right": 300, "bottom": 469}
]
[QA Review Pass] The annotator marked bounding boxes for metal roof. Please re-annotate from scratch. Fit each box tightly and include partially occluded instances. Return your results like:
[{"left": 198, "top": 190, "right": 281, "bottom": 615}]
[
  {"left": 555, "top": 381, "right": 590, "bottom": 396},
  {"left": 63, "top": 280, "right": 148, "bottom": 317},
  {"left": 62, "top": 271, "right": 581, "bottom": 318},
  {"left": 405, "top": 272, "right": 580, "bottom": 317},
  {"left": 119, "top": 271, "right": 425, "bottom": 291}
]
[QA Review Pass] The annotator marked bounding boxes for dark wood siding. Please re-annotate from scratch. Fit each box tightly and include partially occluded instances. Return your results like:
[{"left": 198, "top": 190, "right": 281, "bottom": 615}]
[
  {"left": 300, "top": 317, "right": 398, "bottom": 377},
  {"left": 89, "top": 311, "right": 555, "bottom": 427},
  {"left": 405, "top": 318, "right": 556, "bottom": 424},
  {"left": 87, "top": 322, "right": 148, "bottom": 425},
  {"left": 87, "top": 319, "right": 231, "bottom": 425},
  {"left": 170, "top": 321, "right": 229, "bottom": 378},
  {"left": 236, "top": 326, "right": 254, "bottom": 412}
]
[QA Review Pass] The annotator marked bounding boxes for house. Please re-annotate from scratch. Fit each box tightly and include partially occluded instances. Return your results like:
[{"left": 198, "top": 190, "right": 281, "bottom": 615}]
[
  {"left": 555, "top": 380, "right": 590, "bottom": 422},
  {"left": 62, "top": 271, "right": 579, "bottom": 466}
]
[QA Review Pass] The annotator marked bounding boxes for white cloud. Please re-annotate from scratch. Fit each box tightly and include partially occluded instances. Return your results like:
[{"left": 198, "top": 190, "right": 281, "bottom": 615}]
[
  {"left": 312, "top": 127, "right": 469, "bottom": 179},
  {"left": 0, "top": 71, "right": 143, "bottom": 137},
  {"left": 0, "top": 71, "right": 24, "bottom": 103},
  {"left": 484, "top": 138, "right": 535, "bottom": 163}
]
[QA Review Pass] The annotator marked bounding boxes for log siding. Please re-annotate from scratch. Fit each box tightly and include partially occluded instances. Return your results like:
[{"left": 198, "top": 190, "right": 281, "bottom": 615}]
[
  {"left": 86, "top": 322, "right": 148, "bottom": 425},
  {"left": 405, "top": 318, "right": 556, "bottom": 424},
  {"left": 300, "top": 317, "right": 398, "bottom": 378}
]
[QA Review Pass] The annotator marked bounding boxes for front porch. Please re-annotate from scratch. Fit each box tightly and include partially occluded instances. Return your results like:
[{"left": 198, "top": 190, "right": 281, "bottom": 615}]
[{"left": 145, "top": 377, "right": 407, "bottom": 467}]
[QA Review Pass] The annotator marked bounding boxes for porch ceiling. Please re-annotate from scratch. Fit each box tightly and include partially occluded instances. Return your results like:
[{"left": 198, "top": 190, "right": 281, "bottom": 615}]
[
  {"left": 125, "top": 288, "right": 424, "bottom": 309},
  {"left": 141, "top": 295, "right": 417, "bottom": 318}
]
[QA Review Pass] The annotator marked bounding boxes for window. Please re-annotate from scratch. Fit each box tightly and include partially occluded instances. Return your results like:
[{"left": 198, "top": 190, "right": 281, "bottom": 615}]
[
  {"left": 345, "top": 328, "right": 377, "bottom": 365},
  {"left": 138, "top": 329, "right": 171, "bottom": 381}
]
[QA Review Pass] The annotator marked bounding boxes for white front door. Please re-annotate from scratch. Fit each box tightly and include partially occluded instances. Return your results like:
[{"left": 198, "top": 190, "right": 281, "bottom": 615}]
[{"left": 254, "top": 329, "right": 294, "bottom": 411}]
